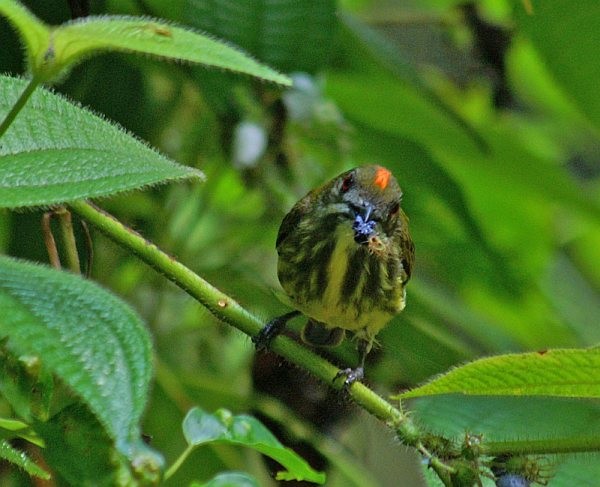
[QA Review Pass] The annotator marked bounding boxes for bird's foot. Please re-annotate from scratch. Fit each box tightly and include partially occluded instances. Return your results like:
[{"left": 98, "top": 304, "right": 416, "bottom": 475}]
[
  {"left": 252, "top": 320, "right": 280, "bottom": 351},
  {"left": 334, "top": 366, "right": 364, "bottom": 388},
  {"left": 252, "top": 311, "right": 300, "bottom": 350}
]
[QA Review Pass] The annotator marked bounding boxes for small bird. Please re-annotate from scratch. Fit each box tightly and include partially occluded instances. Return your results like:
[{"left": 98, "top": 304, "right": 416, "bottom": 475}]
[{"left": 254, "top": 165, "right": 414, "bottom": 385}]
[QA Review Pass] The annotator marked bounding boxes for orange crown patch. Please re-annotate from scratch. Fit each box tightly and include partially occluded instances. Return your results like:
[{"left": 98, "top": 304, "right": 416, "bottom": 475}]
[{"left": 373, "top": 167, "right": 391, "bottom": 189}]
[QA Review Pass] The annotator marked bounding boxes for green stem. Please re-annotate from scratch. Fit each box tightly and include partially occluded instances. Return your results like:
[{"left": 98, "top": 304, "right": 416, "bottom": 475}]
[
  {"left": 484, "top": 435, "right": 600, "bottom": 456},
  {"left": 163, "top": 445, "right": 194, "bottom": 481},
  {"left": 41, "top": 212, "right": 61, "bottom": 269},
  {"left": 0, "top": 75, "right": 41, "bottom": 139},
  {"left": 56, "top": 207, "right": 81, "bottom": 274},
  {"left": 417, "top": 442, "right": 455, "bottom": 487}
]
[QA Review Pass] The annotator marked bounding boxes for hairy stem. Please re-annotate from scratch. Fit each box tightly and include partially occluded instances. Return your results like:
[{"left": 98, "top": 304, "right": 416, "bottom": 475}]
[{"left": 484, "top": 435, "right": 600, "bottom": 456}]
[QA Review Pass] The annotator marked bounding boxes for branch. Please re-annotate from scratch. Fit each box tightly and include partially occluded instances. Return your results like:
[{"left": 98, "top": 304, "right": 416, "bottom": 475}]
[
  {"left": 69, "top": 199, "right": 457, "bottom": 484},
  {"left": 69, "top": 200, "right": 407, "bottom": 412},
  {"left": 69, "top": 199, "right": 600, "bottom": 485},
  {"left": 484, "top": 436, "right": 600, "bottom": 456}
]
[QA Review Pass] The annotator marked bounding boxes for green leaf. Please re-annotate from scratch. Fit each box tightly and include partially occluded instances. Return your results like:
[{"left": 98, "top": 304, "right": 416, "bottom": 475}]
[
  {"left": 0, "top": 416, "right": 43, "bottom": 447},
  {"left": 0, "top": 255, "right": 153, "bottom": 458},
  {"left": 0, "top": 438, "right": 50, "bottom": 480},
  {"left": 0, "top": 0, "right": 50, "bottom": 70},
  {"left": 412, "top": 395, "right": 600, "bottom": 487},
  {"left": 517, "top": 0, "right": 600, "bottom": 130},
  {"left": 185, "top": 0, "right": 336, "bottom": 73},
  {"left": 0, "top": 0, "right": 290, "bottom": 84},
  {"left": 34, "top": 405, "right": 121, "bottom": 486},
  {"left": 183, "top": 407, "right": 326, "bottom": 484},
  {"left": 399, "top": 349, "right": 600, "bottom": 399},
  {"left": 0, "top": 339, "right": 54, "bottom": 423},
  {"left": 36, "top": 404, "right": 161, "bottom": 486},
  {"left": 552, "top": 454, "right": 600, "bottom": 487},
  {"left": 194, "top": 471, "right": 260, "bottom": 487},
  {"left": 411, "top": 395, "right": 600, "bottom": 444},
  {"left": 326, "top": 72, "right": 481, "bottom": 160},
  {"left": 0, "top": 74, "right": 203, "bottom": 209},
  {"left": 53, "top": 16, "right": 290, "bottom": 85}
]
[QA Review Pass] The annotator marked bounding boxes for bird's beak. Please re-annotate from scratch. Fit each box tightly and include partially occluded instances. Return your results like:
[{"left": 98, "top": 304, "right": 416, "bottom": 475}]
[{"left": 352, "top": 203, "right": 377, "bottom": 244}]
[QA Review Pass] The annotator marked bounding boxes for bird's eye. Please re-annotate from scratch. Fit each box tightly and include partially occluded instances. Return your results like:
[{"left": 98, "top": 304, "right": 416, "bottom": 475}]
[
  {"left": 341, "top": 173, "right": 354, "bottom": 193},
  {"left": 389, "top": 201, "right": 400, "bottom": 216}
]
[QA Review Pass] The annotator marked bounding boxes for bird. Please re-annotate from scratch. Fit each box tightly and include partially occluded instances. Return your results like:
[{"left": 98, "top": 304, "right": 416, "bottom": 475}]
[{"left": 254, "top": 165, "right": 414, "bottom": 386}]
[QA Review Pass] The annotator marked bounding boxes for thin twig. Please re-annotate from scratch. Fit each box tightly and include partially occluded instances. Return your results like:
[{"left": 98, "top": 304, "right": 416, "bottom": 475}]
[
  {"left": 56, "top": 207, "right": 81, "bottom": 274},
  {"left": 80, "top": 219, "right": 94, "bottom": 277},
  {"left": 0, "top": 76, "right": 41, "bottom": 140},
  {"left": 41, "top": 212, "right": 61, "bottom": 269}
]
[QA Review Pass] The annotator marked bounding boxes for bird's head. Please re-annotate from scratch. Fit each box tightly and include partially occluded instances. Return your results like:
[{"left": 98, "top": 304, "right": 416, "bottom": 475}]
[{"left": 326, "top": 165, "right": 403, "bottom": 245}]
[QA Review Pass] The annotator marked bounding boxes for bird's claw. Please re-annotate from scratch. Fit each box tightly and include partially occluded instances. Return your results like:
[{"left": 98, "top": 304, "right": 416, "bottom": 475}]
[
  {"left": 252, "top": 322, "right": 278, "bottom": 351},
  {"left": 334, "top": 366, "right": 364, "bottom": 387},
  {"left": 253, "top": 310, "right": 301, "bottom": 351}
]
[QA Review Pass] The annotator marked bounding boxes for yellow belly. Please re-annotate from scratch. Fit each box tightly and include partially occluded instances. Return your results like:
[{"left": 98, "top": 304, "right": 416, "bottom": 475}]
[{"left": 280, "top": 225, "right": 405, "bottom": 338}]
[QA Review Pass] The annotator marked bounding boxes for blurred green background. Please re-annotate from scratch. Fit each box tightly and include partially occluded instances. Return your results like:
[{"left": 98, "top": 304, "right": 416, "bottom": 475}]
[{"left": 1, "top": 0, "right": 599, "bottom": 485}]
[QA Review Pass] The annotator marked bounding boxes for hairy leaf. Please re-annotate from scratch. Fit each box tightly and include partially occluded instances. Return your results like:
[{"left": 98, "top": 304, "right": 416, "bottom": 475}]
[
  {"left": 35, "top": 404, "right": 161, "bottom": 486},
  {"left": 0, "top": 75, "right": 203, "bottom": 209},
  {"left": 400, "top": 349, "right": 600, "bottom": 399},
  {"left": 0, "top": 0, "right": 290, "bottom": 84},
  {"left": 0, "top": 255, "right": 153, "bottom": 458},
  {"left": 54, "top": 16, "right": 290, "bottom": 84},
  {"left": 183, "top": 407, "right": 325, "bottom": 484},
  {"left": 0, "top": 439, "right": 49, "bottom": 479}
]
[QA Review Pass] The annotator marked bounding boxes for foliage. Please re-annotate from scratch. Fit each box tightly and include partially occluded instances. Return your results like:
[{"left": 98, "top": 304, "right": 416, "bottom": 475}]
[
  {"left": 0, "top": 0, "right": 599, "bottom": 486},
  {"left": 180, "top": 407, "right": 324, "bottom": 483}
]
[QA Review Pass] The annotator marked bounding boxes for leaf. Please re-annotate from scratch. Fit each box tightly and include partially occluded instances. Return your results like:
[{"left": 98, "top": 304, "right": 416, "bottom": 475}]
[
  {"left": 0, "top": 255, "right": 154, "bottom": 459},
  {"left": 399, "top": 349, "right": 600, "bottom": 399},
  {"left": 0, "top": 0, "right": 290, "bottom": 84},
  {"left": 0, "top": 74, "right": 203, "bottom": 209},
  {"left": 551, "top": 454, "right": 600, "bottom": 487},
  {"left": 411, "top": 395, "right": 600, "bottom": 443},
  {"left": 185, "top": 0, "right": 336, "bottom": 73},
  {"left": 0, "top": 438, "right": 50, "bottom": 480},
  {"left": 412, "top": 395, "right": 600, "bottom": 486},
  {"left": 517, "top": 0, "right": 600, "bottom": 130},
  {"left": 194, "top": 471, "right": 260, "bottom": 487},
  {"left": 0, "top": 416, "right": 43, "bottom": 447},
  {"left": 54, "top": 16, "right": 290, "bottom": 85},
  {"left": 183, "top": 407, "right": 326, "bottom": 484},
  {"left": 0, "top": 0, "right": 49, "bottom": 67},
  {"left": 0, "top": 339, "right": 54, "bottom": 423},
  {"left": 326, "top": 73, "right": 481, "bottom": 160},
  {"left": 35, "top": 404, "right": 161, "bottom": 486},
  {"left": 541, "top": 254, "right": 600, "bottom": 346}
]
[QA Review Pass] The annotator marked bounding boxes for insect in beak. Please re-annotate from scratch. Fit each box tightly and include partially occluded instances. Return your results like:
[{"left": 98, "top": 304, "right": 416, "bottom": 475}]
[{"left": 352, "top": 203, "right": 377, "bottom": 244}]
